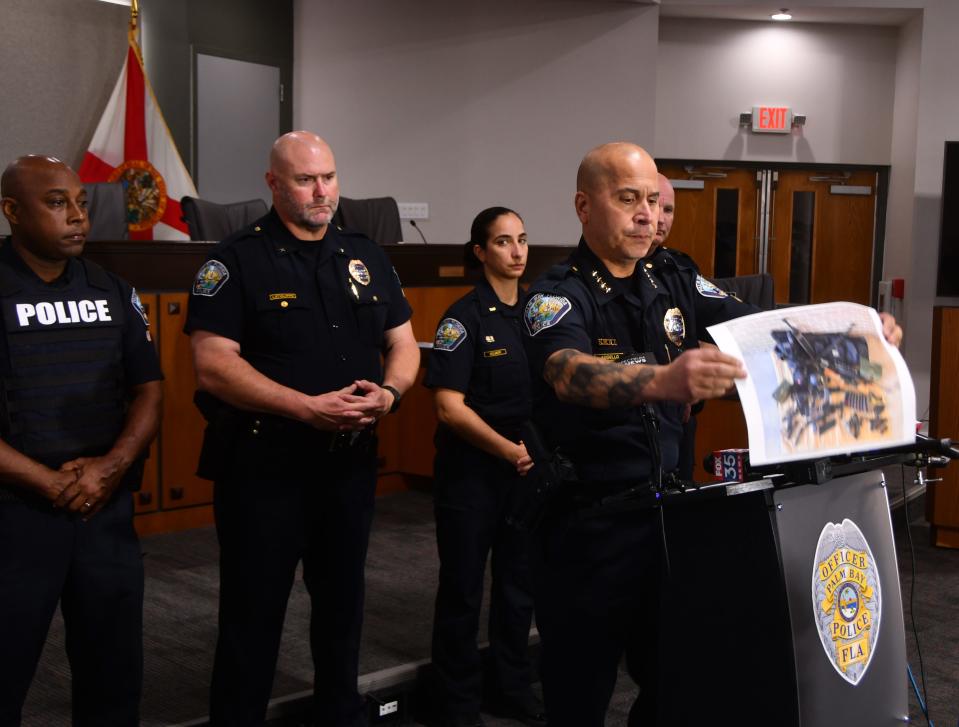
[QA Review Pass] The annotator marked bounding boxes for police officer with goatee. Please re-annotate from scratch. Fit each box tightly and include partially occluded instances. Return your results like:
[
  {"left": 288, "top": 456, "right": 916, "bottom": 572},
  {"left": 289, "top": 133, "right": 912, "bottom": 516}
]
[{"left": 0, "top": 155, "right": 163, "bottom": 726}]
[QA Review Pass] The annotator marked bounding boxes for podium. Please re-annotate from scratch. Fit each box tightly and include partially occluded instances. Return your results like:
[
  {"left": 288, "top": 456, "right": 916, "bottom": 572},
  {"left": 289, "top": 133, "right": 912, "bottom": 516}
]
[{"left": 658, "top": 470, "right": 907, "bottom": 726}]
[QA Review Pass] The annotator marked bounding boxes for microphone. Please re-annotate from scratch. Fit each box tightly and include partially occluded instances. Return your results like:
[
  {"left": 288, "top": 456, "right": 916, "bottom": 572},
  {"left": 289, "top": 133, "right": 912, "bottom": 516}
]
[{"left": 409, "top": 219, "right": 429, "bottom": 245}]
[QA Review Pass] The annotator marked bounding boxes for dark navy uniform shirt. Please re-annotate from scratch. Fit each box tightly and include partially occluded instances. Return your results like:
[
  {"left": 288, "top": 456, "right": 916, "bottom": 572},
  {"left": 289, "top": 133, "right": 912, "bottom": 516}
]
[
  {"left": 523, "top": 238, "right": 755, "bottom": 484},
  {"left": 184, "top": 208, "right": 412, "bottom": 396},
  {"left": 424, "top": 277, "right": 530, "bottom": 440}
]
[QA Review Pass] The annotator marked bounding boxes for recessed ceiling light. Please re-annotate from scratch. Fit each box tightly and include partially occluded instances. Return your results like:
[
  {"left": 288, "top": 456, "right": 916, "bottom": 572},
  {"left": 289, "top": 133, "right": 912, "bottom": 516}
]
[
  {"left": 97, "top": 0, "right": 132, "bottom": 5},
  {"left": 771, "top": 9, "right": 792, "bottom": 21}
]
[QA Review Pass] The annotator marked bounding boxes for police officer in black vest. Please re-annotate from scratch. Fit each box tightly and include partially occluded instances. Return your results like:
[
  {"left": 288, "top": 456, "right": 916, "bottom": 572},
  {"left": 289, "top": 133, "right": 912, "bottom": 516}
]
[
  {"left": 185, "top": 131, "right": 420, "bottom": 727},
  {"left": 425, "top": 208, "right": 545, "bottom": 727},
  {"left": 0, "top": 155, "right": 163, "bottom": 726},
  {"left": 522, "top": 143, "right": 903, "bottom": 727}
]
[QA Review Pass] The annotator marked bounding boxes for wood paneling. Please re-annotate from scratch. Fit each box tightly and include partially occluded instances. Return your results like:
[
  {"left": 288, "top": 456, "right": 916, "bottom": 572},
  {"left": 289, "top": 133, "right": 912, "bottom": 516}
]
[
  {"left": 403, "top": 286, "right": 472, "bottom": 342},
  {"left": 928, "top": 307, "right": 959, "bottom": 548},
  {"left": 158, "top": 293, "right": 212, "bottom": 509},
  {"left": 134, "top": 505, "right": 214, "bottom": 537},
  {"left": 656, "top": 165, "right": 758, "bottom": 277},
  {"left": 84, "top": 241, "right": 571, "bottom": 292},
  {"left": 771, "top": 170, "right": 875, "bottom": 306},
  {"left": 398, "top": 366, "right": 437, "bottom": 478},
  {"left": 693, "top": 398, "right": 749, "bottom": 482},
  {"left": 135, "top": 293, "right": 160, "bottom": 515}
]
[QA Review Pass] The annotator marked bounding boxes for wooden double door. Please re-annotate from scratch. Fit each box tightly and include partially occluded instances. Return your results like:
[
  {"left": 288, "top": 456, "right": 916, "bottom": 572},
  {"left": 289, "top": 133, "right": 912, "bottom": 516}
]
[{"left": 657, "top": 163, "right": 882, "bottom": 306}]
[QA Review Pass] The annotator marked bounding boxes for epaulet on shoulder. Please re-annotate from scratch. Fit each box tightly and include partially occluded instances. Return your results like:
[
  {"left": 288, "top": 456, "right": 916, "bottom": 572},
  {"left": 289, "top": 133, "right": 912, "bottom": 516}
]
[
  {"left": 661, "top": 246, "right": 699, "bottom": 269},
  {"left": 79, "top": 256, "right": 114, "bottom": 290},
  {"left": 544, "top": 261, "right": 573, "bottom": 281},
  {"left": 335, "top": 225, "right": 374, "bottom": 242},
  {"left": 218, "top": 222, "right": 265, "bottom": 249}
]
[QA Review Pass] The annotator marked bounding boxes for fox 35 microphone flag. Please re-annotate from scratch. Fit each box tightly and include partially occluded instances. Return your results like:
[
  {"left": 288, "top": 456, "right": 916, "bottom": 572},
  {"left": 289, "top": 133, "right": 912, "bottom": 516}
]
[{"left": 79, "top": 38, "right": 197, "bottom": 240}]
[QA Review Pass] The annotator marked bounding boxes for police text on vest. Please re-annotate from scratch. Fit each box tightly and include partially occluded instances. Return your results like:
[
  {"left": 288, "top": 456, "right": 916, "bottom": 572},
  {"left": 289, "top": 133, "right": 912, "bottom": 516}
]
[{"left": 15, "top": 300, "right": 112, "bottom": 327}]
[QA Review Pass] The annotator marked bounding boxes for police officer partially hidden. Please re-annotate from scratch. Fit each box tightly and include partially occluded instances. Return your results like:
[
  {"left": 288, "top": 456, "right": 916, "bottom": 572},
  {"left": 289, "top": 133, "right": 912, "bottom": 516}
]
[
  {"left": 185, "top": 131, "right": 419, "bottom": 727},
  {"left": 425, "top": 208, "right": 545, "bottom": 727},
  {"left": 0, "top": 156, "right": 163, "bottom": 726}
]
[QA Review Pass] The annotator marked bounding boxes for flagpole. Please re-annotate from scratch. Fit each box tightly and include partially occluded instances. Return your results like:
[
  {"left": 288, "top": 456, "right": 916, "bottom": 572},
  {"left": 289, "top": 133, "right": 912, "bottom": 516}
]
[{"left": 129, "top": 0, "right": 141, "bottom": 52}]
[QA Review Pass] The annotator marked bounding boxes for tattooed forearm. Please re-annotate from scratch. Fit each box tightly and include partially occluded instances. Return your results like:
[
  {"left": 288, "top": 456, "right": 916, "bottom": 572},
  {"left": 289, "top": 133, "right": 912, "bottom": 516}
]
[{"left": 543, "top": 349, "right": 656, "bottom": 409}]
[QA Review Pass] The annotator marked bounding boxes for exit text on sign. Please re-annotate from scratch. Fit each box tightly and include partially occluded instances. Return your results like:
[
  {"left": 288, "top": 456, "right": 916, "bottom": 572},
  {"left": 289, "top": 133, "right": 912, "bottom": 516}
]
[{"left": 752, "top": 106, "right": 793, "bottom": 133}]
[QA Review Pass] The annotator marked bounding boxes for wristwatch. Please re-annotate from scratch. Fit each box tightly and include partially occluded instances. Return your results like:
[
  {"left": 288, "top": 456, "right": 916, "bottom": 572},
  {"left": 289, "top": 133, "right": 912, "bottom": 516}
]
[{"left": 382, "top": 385, "right": 402, "bottom": 413}]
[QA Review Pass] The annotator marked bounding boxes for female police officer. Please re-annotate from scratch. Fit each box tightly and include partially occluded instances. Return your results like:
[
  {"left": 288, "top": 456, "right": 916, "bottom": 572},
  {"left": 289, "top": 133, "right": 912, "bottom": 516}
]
[{"left": 425, "top": 208, "right": 545, "bottom": 727}]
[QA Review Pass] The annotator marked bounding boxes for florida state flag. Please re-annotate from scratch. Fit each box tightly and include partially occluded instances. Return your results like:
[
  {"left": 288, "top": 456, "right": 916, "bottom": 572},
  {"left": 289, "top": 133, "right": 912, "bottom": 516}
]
[{"left": 79, "top": 4, "right": 196, "bottom": 240}]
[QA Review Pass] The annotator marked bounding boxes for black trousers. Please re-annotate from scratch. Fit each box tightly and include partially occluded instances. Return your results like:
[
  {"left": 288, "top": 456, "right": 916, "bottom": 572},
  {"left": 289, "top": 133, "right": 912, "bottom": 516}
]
[
  {"left": 532, "top": 500, "right": 663, "bottom": 727},
  {"left": 209, "top": 437, "right": 377, "bottom": 727},
  {"left": 430, "top": 440, "right": 535, "bottom": 719},
  {"left": 0, "top": 491, "right": 144, "bottom": 727}
]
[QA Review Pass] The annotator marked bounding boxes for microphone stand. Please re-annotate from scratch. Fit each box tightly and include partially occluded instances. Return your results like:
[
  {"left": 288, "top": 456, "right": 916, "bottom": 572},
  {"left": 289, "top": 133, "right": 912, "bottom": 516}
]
[{"left": 408, "top": 219, "right": 429, "bottom": 245}]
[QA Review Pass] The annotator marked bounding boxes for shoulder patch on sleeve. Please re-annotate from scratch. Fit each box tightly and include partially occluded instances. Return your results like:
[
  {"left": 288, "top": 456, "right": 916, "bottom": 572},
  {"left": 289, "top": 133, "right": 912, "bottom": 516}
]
[
  {"left": 392, "top": 266, "right": 407, "bottom": 297},
  {"left": 434, "top": 318, "right": 467, "bottom": 351},
  {"left": 193, "top": 259, "right": 230, "bottom": 297},
  {"left": 524, "top": 294, "right": 572, "bottom": 336},
  {"left": 131, "top": 288, "right": 149, "bottom": 326},
  {"left": 695, "top": 275, "right": 728, "bottom": 299}
]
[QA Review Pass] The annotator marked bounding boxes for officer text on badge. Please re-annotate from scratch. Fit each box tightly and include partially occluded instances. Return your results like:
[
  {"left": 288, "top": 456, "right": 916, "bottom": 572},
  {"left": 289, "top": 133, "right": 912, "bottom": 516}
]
[
  {"left": 811, "top": 518, "right": 882, "bottom": 685},
  {"left": 15, "top": 300, "right": 111, "bottom": 327}
]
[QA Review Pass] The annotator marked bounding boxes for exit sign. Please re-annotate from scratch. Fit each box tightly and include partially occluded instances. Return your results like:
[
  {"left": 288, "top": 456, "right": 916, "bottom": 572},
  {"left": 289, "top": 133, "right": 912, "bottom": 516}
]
[{"left": 752, "top": 106, "right": 793, "bottom": 133}]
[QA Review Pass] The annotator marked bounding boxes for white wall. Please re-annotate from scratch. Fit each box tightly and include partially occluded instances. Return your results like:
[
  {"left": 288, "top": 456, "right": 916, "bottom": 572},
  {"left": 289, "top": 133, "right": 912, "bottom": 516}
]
[
  {"left": 294, "top": 0, "right": 956, "bottom": 425},
  {"left": 293, "top": 0, "right": 659, "bottom": 245},
  {"left": 0, "top": 0, "right": 128, "bottom": 235},
  {"left": 655, "top": 17, "right": 899, "bottom": 163},
  {"left": 885, "top": 14, "right": 924, "bottom": 415},
  {"left": 901, "top": 0, "right": 959, "bottom": 424}
]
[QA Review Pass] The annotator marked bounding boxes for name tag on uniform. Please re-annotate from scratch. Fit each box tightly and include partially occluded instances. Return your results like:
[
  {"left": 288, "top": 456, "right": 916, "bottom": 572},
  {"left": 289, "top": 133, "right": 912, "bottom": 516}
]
[
  {"left": 12, "top": 299, "right": 112, "bottom": 328},
  {"left": 621, "top": 351, "right": 655, "bottom": 366},
  {"left": 482, "top": 348, "right": 507, "bottom": 358}
]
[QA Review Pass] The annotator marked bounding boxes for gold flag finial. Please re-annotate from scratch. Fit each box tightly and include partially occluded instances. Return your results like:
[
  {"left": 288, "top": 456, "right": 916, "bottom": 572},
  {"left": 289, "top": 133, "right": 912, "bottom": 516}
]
[{"left": 130, "top": 0, "right": 140, "bottom": 33}]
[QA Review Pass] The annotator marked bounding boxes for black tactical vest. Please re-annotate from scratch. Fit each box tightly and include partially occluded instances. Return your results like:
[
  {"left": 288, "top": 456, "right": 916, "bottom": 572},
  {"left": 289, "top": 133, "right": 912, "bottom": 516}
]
[{"left": 0, "top": 258, "right": 127, "bottom": 469}]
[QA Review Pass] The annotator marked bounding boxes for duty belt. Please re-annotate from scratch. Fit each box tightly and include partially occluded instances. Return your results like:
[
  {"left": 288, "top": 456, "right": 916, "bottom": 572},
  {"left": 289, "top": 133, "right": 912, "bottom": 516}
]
[
  {"left": 240, "top": 414, "right": 376, "bottom": 453},
  {"left": 571, "top": 471, "right": 693, "bottom": 516}
]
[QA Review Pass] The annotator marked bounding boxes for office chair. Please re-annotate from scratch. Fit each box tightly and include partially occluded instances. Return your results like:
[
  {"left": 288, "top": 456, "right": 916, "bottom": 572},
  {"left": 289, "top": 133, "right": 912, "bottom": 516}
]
[
  {"left": 711, "top": 273, "right": 776, "bottom": 311},
  {"left": 180, "top": 196, "right": 268, "bottom": 241},
  {"left": 84, "top": 182, "right": 128, "bottom": 240},
  {"left": 332, "top": 196, "right": 403, "bottom": 245}
]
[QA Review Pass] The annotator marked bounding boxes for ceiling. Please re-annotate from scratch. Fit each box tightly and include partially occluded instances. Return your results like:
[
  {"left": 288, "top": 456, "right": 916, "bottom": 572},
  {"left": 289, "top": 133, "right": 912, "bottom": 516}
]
[{"left": 655, "top": 3, "right": 920, "bottom": 26}]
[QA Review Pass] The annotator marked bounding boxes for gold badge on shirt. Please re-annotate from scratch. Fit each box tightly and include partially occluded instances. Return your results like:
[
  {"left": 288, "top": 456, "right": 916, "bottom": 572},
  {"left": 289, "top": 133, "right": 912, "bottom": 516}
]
[
  {"left": 664, "top": 307, "right": 685, "bottom": 347},
  {"left": 348, "top": 259, "right": 371, "bottom": 286}
]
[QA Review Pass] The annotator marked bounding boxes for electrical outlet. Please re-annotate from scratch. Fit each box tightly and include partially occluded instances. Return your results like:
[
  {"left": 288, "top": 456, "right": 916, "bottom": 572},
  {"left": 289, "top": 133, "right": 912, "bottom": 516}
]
[
  {"left": 397, "top": 202, "right": 429, "bottom": 220},
  {"left": 378, "top": 700, "right": 399, "bottom": 717}
]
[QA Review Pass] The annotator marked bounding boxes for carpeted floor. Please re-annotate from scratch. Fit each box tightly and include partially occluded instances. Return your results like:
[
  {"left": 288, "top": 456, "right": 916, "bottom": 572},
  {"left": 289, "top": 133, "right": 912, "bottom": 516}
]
[
  {"left": 895, "top": 489, "right": 959, "bottom": 727},
  {"left": 20, "top": 481, "right": 959, "bottom": 727}
]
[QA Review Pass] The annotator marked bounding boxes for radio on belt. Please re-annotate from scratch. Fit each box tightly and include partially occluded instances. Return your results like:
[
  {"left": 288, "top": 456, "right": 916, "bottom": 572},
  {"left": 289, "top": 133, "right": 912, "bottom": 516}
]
[{"left": 712, "top": 448, "right": 750, "bottom": 482}]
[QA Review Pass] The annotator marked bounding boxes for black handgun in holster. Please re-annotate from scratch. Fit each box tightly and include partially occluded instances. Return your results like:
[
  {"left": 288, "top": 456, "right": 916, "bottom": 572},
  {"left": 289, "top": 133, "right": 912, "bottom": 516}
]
[
  {"left": 194, "top": 390, "right": 241, "bottom": 481},
  {"left": 506, "top": 421, "right": 577, "bottom": 532}
]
